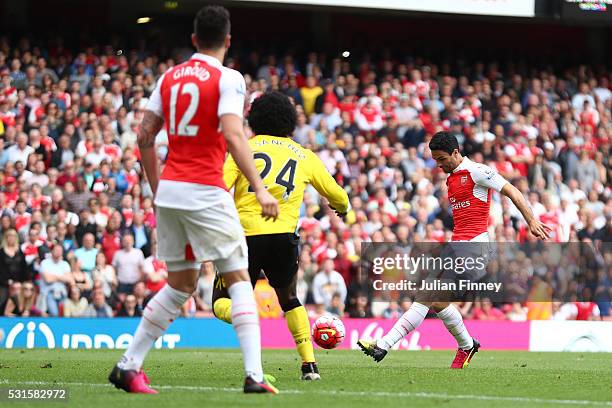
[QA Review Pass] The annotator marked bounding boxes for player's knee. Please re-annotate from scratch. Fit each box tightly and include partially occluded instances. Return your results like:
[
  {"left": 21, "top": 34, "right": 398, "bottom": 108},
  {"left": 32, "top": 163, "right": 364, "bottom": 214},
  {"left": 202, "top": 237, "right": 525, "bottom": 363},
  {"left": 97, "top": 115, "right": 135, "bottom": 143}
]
[
  {"left": 169, "top": 281, "right": 197, "bottom": 294},
  {"left": 280, "top": 297, "right": 302, "bottom": 313},
  {"left": 166, "top": 261, "right": 200, "bottom": 293},
  {"left": 222, "top": 269, "right": 250, "bottom": 287},
  {"left": 431, "top": 302, "right": 449, "bottom": 312}
]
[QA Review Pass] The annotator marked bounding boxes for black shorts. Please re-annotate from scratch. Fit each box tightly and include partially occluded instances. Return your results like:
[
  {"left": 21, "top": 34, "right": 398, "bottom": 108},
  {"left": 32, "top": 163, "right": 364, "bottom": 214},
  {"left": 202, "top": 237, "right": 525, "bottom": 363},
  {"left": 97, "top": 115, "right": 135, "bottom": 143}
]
[{"left": 246, "top": 233, "right": 300, "bottom": 289}]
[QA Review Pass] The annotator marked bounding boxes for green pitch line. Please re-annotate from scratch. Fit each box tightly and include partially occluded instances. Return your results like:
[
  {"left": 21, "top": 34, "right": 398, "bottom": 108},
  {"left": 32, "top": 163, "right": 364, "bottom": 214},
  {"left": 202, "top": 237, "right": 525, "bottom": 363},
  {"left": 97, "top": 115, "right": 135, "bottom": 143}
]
[{"left": 0, "top": 349, "right": 611, "bottom": 408}]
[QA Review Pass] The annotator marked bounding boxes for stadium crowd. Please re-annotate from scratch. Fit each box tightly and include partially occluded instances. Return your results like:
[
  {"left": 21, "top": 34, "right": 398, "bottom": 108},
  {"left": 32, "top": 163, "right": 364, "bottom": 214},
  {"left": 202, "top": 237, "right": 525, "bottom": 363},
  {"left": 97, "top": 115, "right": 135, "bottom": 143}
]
[{"left": 0, "top": 37, "right": 610, "bottom": 321}]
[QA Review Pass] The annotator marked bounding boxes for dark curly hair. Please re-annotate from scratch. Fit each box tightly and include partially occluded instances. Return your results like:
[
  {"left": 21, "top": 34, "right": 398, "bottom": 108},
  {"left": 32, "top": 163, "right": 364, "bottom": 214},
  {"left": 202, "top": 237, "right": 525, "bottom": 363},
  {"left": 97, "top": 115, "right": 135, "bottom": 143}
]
[
  {"left": 194, "top": 5, "right": 230, "bottom": 50},
  {"left": 429, "top": 131, "right": 459, "bottom": 154},
  {"left": 248, "top": 92, "right": 297, "bottom": 137}
]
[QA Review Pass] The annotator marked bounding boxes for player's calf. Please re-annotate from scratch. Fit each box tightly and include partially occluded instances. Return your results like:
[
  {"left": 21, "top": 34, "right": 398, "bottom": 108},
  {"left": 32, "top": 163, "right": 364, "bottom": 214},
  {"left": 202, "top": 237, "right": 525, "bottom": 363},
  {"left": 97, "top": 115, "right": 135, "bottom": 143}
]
[
  {"left": 115, "top": 279, "right": 191, "bottom": 372},
  {"left": 368, "top": 301, "right": 430, "bottom": 356},
  {"left": 222, "top": 268, "right": 267, "bottom": 386},
  {"left": 278, "top": 293, "right": 319, "bottom": 379}
]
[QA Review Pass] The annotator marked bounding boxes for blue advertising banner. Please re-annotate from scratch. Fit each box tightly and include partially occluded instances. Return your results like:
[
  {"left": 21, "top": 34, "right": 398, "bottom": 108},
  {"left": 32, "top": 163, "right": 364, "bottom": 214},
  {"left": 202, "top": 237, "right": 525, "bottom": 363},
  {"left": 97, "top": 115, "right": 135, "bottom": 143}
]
[{"left": 0, "top": 318, "right": 239, "bottom": 349}]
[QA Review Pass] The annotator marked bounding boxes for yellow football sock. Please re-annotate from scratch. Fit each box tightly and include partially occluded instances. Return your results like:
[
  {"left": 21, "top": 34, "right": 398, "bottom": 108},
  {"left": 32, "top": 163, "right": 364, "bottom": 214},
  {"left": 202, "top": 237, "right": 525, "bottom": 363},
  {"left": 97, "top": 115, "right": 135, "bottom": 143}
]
[
  {"left": 213, "top": 298, "right": 233, "bottom": 324},
  {"left": 285, "top": 306, "right": 315, "bottom": 363}
]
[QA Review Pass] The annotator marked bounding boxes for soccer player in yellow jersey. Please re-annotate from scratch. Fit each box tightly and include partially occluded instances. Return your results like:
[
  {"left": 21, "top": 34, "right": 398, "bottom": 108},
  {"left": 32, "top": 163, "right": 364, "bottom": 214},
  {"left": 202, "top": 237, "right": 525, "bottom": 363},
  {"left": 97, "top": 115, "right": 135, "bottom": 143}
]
[{"left": 213, "top": 91, "right": 349, "bottom": 380}]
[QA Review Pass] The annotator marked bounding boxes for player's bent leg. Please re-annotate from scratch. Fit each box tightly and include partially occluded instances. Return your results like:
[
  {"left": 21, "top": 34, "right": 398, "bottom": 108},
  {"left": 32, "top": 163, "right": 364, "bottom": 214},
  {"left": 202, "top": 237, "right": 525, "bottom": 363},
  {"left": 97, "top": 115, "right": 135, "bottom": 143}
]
[
  {"left": 432, "top": 302, "right": 479, "bottom": 368},
  {"left": 110, "top": 262, "right": 197, "bottom": 393},
  {"left": 358, "top": 301, "right": 430, "bottom": 362},
  {"left": 275, "top": 286, "right": 319, "bottom": 380},
  {"left": 211, "top": 264, "right": 232, "bottom": 324}
]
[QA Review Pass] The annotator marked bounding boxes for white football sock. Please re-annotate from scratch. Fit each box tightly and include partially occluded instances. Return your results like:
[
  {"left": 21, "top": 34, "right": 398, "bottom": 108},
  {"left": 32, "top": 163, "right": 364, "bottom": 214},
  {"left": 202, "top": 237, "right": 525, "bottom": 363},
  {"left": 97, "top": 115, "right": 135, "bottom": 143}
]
[
  {"left": 437, "top": 304, "right": 474, "bottom": 350},
  {"left": 377, "top": 302, "right": 430, "bottom": 351},
  {"left": 228, "top": 280, "right": 263, "bottom": 382},
  {"left": 118, "top": 284, "right": 190, "bottom": 371}
]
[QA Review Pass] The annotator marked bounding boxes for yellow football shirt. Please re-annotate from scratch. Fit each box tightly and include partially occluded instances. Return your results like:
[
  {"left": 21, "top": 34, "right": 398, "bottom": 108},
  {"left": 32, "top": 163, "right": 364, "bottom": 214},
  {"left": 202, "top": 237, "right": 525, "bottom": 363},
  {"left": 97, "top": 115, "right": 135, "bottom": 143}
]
[
  {"left": 224, "top": 135, "right": 349, "bottom": 236},
  {"left": 299, "top": 86, "right": 323, "bottom": 116}
]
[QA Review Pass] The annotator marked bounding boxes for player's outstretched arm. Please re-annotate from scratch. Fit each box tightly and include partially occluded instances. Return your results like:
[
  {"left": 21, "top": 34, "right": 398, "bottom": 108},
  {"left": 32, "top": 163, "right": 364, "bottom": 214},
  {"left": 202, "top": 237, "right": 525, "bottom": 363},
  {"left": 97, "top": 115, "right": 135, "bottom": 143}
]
[
  {"left": 138, "top": 111, "right": 164, "bottom": 195},
  {"left": 221, "top": 114, "right": 279, "bottom": 221},
  {"left": 500, "top": 183, "right": 552, "bottom": 240}
]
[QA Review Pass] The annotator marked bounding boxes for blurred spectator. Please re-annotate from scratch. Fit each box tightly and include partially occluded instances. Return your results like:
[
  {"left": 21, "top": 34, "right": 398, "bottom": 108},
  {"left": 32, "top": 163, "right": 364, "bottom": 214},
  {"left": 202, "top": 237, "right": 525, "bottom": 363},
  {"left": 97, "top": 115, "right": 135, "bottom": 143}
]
[
  {"left": 6, "top": 133, "right": 34, "bottom": 165},
  {"left": 112, "top": 233, "right": 144, "bottom": 296},
  {"left": 0, "top": 228, "right": 28, "bottom": 310},
  {"left": 575, "top": 300, "right": 601, "bottom": 321},
  {"left": 73, "top": 232, "right": 98, "bottom": 273},
  {"left": 143, "top": 241, "right": 167, "bottom": 294},
  {"left": 552, "top": 301, "right": 578, "bottom": 320},
  {"left": 91, "top": 252, "right": 117, "bottom": 298},
  {"left": 74, "top": 208, "right": 97, "bottom": 246},
  {"left": 382, "top": 301, "right": 401, "bottom": 319},
  {"left": 129, "top": 211, "right": 152, "bottom": 258},
  {"left": 21, "top": 226, "right": 43, "bottom": 274},
  {"left": 571, "top": 83, "right": 595, "bottom": 113},
  {"left": 312, "top": 258, "right": 347, "bottom": 308},
  {"left": 472, "top": 298, "right": 506, "bottom": 320},
  {"left": 505, "top": 302, "right": 528, "bottom": 321},
  {"left": 311, "top": 102, "right": 342, "bottom": 132},
  {"left": 326, "top": 292, "right": 345, "bottom": 317},
  {"left": 3, "top": 281, "right": 42, "bottom": 317},
  {"left": 117, "top": 294, "right": 142, "bottom": 317},
  {"left": 88, "top": 198, "right": 108, "bottom": 229},
  {"left": 333, "top": 242, "right": 354, "bottom": 283},
  {"left": 50, "top": 135, "right": 75, "bottom": 169},
  {"left": 83, "top": 288, "right": 113, "bottom": 318},
  {"left": 66, "top": 178, "right": 95, "bottom": 215},
  {"left": 70, "top": 259, "right": 93, "bottom": 299},
  {"left": 40, "top": 244, "right": 73, "bottom": 317},
  {"left": 62, "top": 285, "right": 88, "bottom": 317},
  {"left": 348, "top": 292, "right": 373, "bottom": 318},
  {"left": 300, "top": 76, "right": 323, "bottom": 116},
  {"left": 101, "top": 217, "right": 122, "bottom": 264},
  {"left": 56, "top": 161, "right": 78, "bottom": 187}
]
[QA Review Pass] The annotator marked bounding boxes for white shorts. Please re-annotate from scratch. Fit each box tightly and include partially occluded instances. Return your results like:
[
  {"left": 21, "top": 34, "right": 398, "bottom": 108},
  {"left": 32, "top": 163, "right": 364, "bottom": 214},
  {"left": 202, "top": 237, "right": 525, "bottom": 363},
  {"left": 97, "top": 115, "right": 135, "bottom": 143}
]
[
  {"left": 156, "top": 192, "right": 248, "bottom": 273},
  {"left": 448, "top": 232, "right": 495, "bottom": 280}
]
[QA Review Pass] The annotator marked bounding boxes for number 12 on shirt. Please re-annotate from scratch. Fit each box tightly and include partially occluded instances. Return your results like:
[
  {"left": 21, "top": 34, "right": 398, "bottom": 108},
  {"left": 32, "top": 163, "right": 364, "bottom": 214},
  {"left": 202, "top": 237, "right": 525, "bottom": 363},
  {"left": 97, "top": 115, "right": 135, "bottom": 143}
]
[{"left": 169, "top": 83, "right": 199, "bottom": 137}]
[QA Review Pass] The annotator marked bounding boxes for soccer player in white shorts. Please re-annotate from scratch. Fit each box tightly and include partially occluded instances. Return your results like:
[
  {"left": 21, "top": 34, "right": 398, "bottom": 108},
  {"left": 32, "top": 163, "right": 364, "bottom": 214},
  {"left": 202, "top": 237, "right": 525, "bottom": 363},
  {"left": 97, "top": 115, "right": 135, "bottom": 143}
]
[
  {"left": 358, "top": 131, "right": 551, "bottom": 368},
  {"left": 109, "top": 5, "right": 280, "bottom": 394}
]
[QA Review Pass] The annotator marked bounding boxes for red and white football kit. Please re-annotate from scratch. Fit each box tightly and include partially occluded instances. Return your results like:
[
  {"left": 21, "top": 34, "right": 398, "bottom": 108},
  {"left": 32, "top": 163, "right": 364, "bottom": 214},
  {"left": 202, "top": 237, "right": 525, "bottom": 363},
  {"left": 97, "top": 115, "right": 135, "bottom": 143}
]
[
  {"left": 446, "top": 157, "right": 508, "bottom": 242},
  {"left": 146, "top": 53, "right": 248, "bottom": 272}
]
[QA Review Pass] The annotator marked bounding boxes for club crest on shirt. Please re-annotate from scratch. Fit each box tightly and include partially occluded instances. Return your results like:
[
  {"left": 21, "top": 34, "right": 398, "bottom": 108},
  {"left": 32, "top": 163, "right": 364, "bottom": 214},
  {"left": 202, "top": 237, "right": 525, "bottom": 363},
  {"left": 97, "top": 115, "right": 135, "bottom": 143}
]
[{"left": 461, "top": 175, "right": 468, "bottom": 185}]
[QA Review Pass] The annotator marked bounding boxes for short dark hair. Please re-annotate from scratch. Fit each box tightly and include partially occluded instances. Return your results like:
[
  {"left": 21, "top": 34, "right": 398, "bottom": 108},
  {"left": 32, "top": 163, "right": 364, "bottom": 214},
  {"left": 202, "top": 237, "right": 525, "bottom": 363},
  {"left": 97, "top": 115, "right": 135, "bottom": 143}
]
[
  {"left": 194, "top": 5, "right": 230, "bottom": 50},
  {"left": 429, "top": 131, "right": 459, "bottom": 154},
  {"left": 248, "top": 92, "right": 297, "bottom": 137}
]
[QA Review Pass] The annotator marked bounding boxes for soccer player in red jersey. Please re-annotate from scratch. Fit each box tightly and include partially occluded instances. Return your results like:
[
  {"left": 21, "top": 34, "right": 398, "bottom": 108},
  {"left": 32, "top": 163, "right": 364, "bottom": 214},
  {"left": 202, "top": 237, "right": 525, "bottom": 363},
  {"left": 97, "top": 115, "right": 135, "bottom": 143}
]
[
  {"left": 109, "top": 5, "right": 280, "bottom": 394},
  {"left": 359, "top": 131, "right": 551, "bottom": 368}
]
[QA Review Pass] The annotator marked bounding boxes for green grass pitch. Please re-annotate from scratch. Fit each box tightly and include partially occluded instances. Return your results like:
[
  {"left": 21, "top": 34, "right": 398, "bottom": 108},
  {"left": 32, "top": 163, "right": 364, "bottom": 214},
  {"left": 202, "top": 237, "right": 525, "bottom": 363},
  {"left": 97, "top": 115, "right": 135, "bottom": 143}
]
[{"left": 1, "top": 349, "right": 611, "bottom": 407}]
